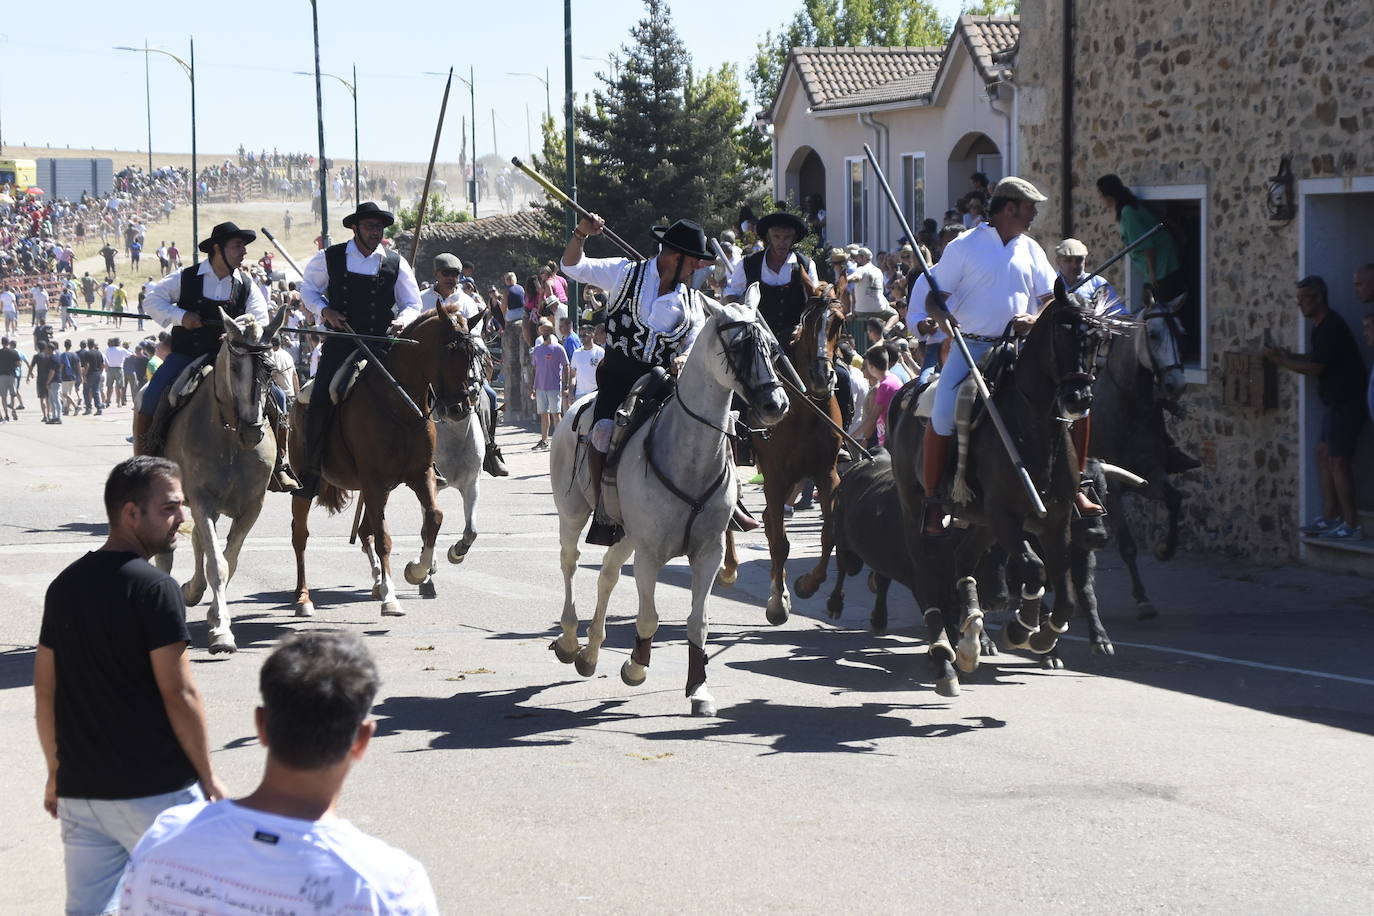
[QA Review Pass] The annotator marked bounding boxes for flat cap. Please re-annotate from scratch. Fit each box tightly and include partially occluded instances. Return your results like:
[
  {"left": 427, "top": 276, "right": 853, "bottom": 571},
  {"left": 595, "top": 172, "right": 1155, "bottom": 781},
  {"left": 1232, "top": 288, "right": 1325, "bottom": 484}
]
[
  {"left": 993, "top": 176, "right": 1048, "bottom": 202},
  {"left": 1055, "top": 238, "right": 1089, "bottom": 257},
  {"left": 434, "top": 252, "right": 463, "bottom": 272},
  {"left": 828, "top": 247, "right": 849, "bottom": 262}
]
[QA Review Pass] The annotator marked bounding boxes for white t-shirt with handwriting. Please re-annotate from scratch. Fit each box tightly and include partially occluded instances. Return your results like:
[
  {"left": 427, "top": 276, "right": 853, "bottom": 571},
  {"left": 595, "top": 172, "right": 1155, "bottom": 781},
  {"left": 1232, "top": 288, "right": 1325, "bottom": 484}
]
[{"left": 121, "top": 799, "right": 438, "bottom": 914}]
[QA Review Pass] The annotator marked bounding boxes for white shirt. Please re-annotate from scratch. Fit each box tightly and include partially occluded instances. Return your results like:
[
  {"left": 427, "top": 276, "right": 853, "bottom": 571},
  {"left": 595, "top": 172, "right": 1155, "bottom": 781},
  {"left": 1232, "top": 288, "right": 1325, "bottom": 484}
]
[
  {"left": 846, "top": 261, "right": 887, "bottom": 314},
  {"left": 570, "top": 343, "right": 605, "bottom": 398},
  {"left": 102, "top": 284, "right": 116, "bottom": 307},
  {"left": 143, "top": 260, "right": 270, "bottom": 328},
  {"left": 104, "top": 346, "right": 131, "bottom": 369},
  {"left": 299, "top": 239, "right": 422, "bottom": 326},
  {"left": 422, "top": 286, "right": 487, "bottom": 335},
  {"left": 723, "top": 250, "right": 818, "bottom": 297},
  {"left": 30, "top": 287, "right": 48, "bottom": 309},
  {"left": 846, "top": 363, "right": 870, "bottom": 435},
  {"left": 909, "top": 224, "right": 1057, "bottom": 337},
  {"left": 0, "top": 291, "right": 15, "bottom": 313},
  {"left": 121, "top": 800, "right": 438, "bottom": 915},
  {"left": 561, "top": 255, "right": 707, "bottom": 355},
  {"left": 268, "top": 347, "right": 297, "bottom": 391}
]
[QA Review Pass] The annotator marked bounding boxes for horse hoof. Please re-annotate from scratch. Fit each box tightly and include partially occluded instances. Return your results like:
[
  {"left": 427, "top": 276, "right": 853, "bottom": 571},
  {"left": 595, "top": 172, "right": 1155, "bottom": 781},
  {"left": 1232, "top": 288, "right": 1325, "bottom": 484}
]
[
  {"left": 716, "top": 566, "right": 737, "bottom": 586},
  {"left": 934, "top": 675, "right": 960, "bottom": 698},
  {"left": 418, "top": 579, "right": 438, "bottom": 599},
  {"left": 980, "top": 631, "right": 999, "bottom": 657},
  {"left": 551, "top": 638, "right": 579, "bottom": 664},
  {"left": 869, "top": 615, "right": 887, "bottom": 636},
  {"left": 765, "top": 593, "right": 790, "bottom": 626},
  {"left": 1093, "top": 640, "right": 1115, "bottom": 656},
  {"left": 1154, "top": 546, "right": 1177, "bottom": 562},
  {"left": 1041, "top": 654, "right": 1065, "bottom": 670},
  {"left": 793, "top": 574, "right": 819, "bottom": 600},
  {"left": 403, "top": 561, "right": 428, "bottom": 586},
  {"left": 825, "top": 594, "right": 844, "bottom": 620},
  {"left": 294, "top": 601, "right": 315, "bottom": 618},
  {"left": 1002, "top": 621, "right": 1033, "bottom": 650},
  {"left": 690, "top": 696, "right": 717, "bottom": 717},
  {"left": 447, "top": 542, "right": 469, "bottom": 565},
  {"left": 207, "top": 632, "right": 237, "bottom": 654},
  {"left": 380, "top": 600, "right": 405, "bottom": 617},
  {"left": 371, "top": 583, "right": 383, "bottom": 600},
  {"left": 867, "top": 571, "right": 878, "bottom": 594},
  {"left": 574, "top": 649, "right": 598, "bottom": 678},
  {"left": 1136, "top": 602, "right": 1159, "bottom": 621},
  {"left": 1028, "top": 627, "right": 1060, "bottom": 655},
  {"left": 955, "top": 614, "right": 984, "bottom": 674},
  {"left": 620, "top": 659, "right": 647, "bottom": 687}
]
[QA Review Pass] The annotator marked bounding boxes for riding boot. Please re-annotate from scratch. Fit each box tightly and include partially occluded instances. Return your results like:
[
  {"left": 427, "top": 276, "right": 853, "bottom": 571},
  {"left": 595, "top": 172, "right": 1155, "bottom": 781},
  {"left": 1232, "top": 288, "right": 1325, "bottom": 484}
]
[
  {"left": 131, "top": 412, "right": 152, "bottom": 456},
  {"left": 483, "top": 440, "right": 510, "bottom": 477},
  {"left": 269, "top": 424, "right": 302, "bottom": 493},
  {"left": 584, "top": 446, "right": 623, "bottom": 546},
  {"left": 730, "top": 499, "right": 761, "bottom": 532},
  {"left": 295, "top": 406, "right": 329, "bottom": 500},
  {"left": 922, "top": 425, "right": 952, "bottom": 537},
  {"left": 1070, "top": 417, "right": 1105, "bottom": 517}
]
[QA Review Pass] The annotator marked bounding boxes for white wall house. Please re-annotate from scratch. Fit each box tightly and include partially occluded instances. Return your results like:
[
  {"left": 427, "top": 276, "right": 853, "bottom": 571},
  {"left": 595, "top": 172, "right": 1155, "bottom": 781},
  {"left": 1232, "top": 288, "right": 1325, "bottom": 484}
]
[{"left": 762, "top": 16, "right": 1019, "bottom": 253}]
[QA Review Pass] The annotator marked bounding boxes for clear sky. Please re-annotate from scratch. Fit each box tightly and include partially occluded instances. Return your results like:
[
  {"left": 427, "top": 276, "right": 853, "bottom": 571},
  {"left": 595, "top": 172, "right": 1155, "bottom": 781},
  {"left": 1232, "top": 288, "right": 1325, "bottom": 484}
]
[{"left": 0, "top": 0, "right": 969, "bottom": 164}]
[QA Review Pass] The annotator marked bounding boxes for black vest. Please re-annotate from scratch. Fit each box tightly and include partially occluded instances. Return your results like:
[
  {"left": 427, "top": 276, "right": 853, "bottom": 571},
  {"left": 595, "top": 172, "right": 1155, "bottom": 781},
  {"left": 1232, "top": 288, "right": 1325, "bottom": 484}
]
[
  {"left": 743, "top": 248, "right": 810, "bottom": 343},
  {"left": 604, "top": 259, "right": 701, "bottom": 368},
  {"left": 324, "top": 243, "right": 400, "bottom": 337},
  {"left": 169, "top": 265, "right": 250, "bottom": 357}
]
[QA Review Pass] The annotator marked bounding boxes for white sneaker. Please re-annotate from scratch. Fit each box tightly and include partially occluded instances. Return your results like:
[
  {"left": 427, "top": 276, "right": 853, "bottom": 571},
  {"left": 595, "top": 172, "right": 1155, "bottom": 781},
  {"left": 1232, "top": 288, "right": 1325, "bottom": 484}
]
[
  {"left": 1299, "top": 516, "right": 1334, "bottom": 535},
  {"left": 1319, "top": 523, "right": 1363, "bottom": 541}
]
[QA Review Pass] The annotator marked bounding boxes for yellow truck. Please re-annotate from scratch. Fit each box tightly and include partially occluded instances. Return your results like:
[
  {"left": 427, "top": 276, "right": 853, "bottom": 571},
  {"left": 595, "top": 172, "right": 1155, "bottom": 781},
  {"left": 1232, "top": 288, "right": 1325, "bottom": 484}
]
[{"left": 0, "top": 158, "right": 39, "bottom": 194}]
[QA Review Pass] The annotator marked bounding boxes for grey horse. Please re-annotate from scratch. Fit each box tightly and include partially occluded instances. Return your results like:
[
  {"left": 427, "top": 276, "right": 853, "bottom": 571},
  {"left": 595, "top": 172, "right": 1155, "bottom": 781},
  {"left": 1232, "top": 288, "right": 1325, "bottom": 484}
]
[{"left": 155, "top": 307, "right": 287, "bottom": 653}]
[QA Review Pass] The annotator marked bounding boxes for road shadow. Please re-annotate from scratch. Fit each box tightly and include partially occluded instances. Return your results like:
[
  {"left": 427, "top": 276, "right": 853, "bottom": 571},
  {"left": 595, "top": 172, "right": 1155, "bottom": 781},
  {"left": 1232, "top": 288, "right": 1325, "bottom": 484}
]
[
  {"left": 0, "top": 646, "right": 35, "bottom": 690},
  {"left": 186, "top": 615, "right": 298, "bottom": 659}
]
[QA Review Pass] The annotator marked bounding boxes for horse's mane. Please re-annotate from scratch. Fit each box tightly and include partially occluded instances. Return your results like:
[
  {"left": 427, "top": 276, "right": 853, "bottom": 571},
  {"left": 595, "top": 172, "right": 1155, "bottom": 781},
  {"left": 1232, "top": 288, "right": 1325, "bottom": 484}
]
[
  {"left": 788, "top": 284, "right": 843, "bottom": 347},
  {"left": 403, "top": 305, "right": 468, "bottom": 337}
]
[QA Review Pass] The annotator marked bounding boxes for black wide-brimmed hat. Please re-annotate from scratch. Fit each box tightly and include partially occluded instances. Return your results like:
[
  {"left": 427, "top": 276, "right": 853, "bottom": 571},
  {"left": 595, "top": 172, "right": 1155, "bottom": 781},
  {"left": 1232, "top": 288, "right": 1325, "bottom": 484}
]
[
  {"left": 651, "top": 219, "right": 715, "bottom": 260},
  {"left": 198, "top": 221, "right": 257, "bottom": 253},
  {"left": 755, "top": 210, "right": 808, "bottom": 240},
  {"left": 342, "top": 201, "right": 395, "bottom": 229}
]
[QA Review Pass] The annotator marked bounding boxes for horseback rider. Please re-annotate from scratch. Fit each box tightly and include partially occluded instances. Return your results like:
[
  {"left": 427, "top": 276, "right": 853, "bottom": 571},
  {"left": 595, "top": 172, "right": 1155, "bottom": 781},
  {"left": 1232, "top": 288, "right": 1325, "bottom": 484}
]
[
  {"left": 421, "top": 252, "right": 509, "bottom": 476},
  {"left": 295, "top": 202, "right": 423, "bottom": 500},
  {"left": 910, "top": 176, "right": 1103, "bottom": 537},
  {"left": 136, "top": 222, "right": 298, "bottom": 489},
  {"left": 560, "top": 216, "right": 719, "bottom": 546}
]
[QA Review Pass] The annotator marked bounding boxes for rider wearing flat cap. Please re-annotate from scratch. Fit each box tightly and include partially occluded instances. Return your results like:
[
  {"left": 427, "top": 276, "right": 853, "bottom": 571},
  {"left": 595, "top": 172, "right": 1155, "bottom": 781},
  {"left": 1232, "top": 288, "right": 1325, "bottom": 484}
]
[
  {"left": 137, "top": 221, "right": 270, "bottom": 454},
  {"left": 295, "top": 201, "right": 423, "bottom": 499},
  {"left": 561, "top": 216, "right": 716, "bottom": 545}
]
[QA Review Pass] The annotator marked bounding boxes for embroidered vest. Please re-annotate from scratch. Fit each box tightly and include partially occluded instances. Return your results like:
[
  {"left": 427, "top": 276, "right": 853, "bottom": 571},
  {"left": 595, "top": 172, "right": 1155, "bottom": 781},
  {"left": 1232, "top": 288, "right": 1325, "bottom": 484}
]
[
  {"left": 324, "top": 243, "right": 400, "bottom": 338},
  {"left": 168, "top": 266, "right": 250, "bottom": 357},
  {"left": 604, "top": 260, "right": 702, "bottom": 367}
]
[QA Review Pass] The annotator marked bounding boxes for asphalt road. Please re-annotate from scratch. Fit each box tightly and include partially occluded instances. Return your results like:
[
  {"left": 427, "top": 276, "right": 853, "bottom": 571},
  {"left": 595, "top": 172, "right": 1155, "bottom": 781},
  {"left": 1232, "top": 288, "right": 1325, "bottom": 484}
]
[{"left": 1, "top": 363, "right": 1372, "bottom": 913}]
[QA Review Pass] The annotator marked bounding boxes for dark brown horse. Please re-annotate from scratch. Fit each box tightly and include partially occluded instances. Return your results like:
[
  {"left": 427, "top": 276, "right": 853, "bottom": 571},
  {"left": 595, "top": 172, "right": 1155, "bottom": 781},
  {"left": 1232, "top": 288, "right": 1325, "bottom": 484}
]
[
  {"left": 721, "top": 287, "right": 846, "bottom": 624},
  {"left": 289, "top": 307, "right": 476, "bottom": 618}
]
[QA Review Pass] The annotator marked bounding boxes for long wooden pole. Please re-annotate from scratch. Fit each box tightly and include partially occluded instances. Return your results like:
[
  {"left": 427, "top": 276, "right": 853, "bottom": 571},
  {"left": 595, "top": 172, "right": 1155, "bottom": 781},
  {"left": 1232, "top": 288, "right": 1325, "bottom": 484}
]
[
  {"left": 510, "top": 156, "right": 646, "bottom": 261},
  {"left": 411, "top": 68, "right": 453, "bottom": 265}
]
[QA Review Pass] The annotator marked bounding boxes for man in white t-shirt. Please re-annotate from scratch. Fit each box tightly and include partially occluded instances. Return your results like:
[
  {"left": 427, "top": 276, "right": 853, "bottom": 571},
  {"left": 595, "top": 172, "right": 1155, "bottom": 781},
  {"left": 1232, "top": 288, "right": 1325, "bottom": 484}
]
[
  {"left": 121, "top": 631, "right": 439, "bottom": 914},
  {"left": 846, "top": 248, "right": 888, "bottom": 316},
  {"left": 30, "top": 284, "right": 49, "bottom": 326},
  {"left": 1, "top": 288, "right": 17, "bottom": 334},
  {"left": 103, "top": 337, "right": 133, "bottom": 407},
  {"left": 568, "top": 324, "right": 604, "bottom": 402},
  {"left": 909, "top": 176, "right": 1062, "bottom": 535}
]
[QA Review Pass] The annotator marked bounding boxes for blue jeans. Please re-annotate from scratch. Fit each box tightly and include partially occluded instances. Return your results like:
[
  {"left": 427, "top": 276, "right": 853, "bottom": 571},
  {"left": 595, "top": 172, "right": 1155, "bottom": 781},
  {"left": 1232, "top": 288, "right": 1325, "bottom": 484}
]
[
  {"left": 931, "top": 338, "right": 992, "bottom": 436},
  {"left": 58, "top": 783, "right": 202, "bottom": 916},
  {"left": 138, "top": 351, "right": 193, "bottom": 416}
]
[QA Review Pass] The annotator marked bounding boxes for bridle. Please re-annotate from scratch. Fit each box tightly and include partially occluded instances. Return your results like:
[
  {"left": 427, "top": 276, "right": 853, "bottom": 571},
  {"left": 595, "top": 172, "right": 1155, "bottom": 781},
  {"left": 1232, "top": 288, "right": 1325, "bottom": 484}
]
[
  {"left": 215, "top": 335, "right": 274, "bottom": 435},
  {"left": 1136, "top": 302, "right": 1186, "bottom": 384},
  {"left": 426, "top": 312, "right": 481, "bottom": 421},
  {"left": 791, "top": 296, "right": 843, "bottom": 398}
]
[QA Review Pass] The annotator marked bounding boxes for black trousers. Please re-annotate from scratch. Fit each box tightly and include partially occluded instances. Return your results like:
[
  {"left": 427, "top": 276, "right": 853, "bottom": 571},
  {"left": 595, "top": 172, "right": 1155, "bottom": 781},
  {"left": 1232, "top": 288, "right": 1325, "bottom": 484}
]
[{"left": 593, "top": 349, "right": 655, "bottom": 423}]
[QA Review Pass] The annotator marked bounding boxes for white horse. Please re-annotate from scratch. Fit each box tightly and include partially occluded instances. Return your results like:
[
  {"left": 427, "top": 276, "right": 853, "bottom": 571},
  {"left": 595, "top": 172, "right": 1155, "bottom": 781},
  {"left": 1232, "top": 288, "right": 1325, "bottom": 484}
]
[
  {"left": 415, "top": 387, "right": 486, "bottom": 599},
  {"left": 156, "top": 307, "right": 287, "bottom": 653},
  {"left": 548, "top": 292, "right": 789, "bottom": 716}
]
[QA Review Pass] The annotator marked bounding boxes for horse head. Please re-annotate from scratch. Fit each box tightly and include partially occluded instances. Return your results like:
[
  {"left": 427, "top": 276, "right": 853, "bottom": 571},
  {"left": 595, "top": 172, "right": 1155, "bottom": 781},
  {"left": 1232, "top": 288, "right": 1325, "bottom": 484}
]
[
  {"left": 1025, "top": 278, "right": 1113, "bottom": 422},
  {"left": 215, "top": 305, "right": 285, "bottom": 449},
  {"left": 703, "top": 285, "right": 789, "bottom": 426},
  {"left": 1134, "top": 286, "right": 1187, "bottom": 400},
  {"left": 404, "top": 305, "right": 475, "bottom": 418},
  {"left": 790, "top": 284, "right": 845, "bottom": 398}
]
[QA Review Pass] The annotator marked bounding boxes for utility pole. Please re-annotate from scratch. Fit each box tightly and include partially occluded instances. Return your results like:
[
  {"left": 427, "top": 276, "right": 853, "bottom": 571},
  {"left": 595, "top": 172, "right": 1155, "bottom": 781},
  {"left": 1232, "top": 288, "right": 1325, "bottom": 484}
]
[
  {"left": 564, "top": 0, "right": 578, "bottom": 325},
  {"left": 189, "top": 36, "right": 198, "bottom": 263},
  {"left": 310, "top": 0, "right": 329, "bottom": 249},
  {"left": 143, "top": 40, "right": 152, "bottom": 173}
]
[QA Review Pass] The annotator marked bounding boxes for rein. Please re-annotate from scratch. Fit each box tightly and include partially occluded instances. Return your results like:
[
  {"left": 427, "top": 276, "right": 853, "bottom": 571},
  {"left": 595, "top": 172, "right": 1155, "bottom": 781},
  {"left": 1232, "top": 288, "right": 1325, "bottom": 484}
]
[{"left": 215, "top": 338, "right": 274, "bottom": 435}]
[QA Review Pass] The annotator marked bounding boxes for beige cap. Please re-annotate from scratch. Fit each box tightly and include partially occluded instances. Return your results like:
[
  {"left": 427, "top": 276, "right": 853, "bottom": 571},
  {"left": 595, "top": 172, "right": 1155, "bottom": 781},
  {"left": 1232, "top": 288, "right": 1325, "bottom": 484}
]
[
  {"left": 993, "top": 176, "right": 1048, "bottom": 202},
  {"left": 828, "top": 247, "right": 849, "bottom": 262},
  {"left": 434, "top": 252, "right": 463, "bottom": 272},
  {"left": 1055, "top": 238, "right": 1089, "bottom": 258}
]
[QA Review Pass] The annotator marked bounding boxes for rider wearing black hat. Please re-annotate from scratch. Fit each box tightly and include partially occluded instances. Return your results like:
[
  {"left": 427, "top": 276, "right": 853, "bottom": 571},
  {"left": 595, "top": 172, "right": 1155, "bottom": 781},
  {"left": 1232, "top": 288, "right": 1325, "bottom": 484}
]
[
  {"left": 560, "top": 216, "right": 717, "bottom": 545},
  {"left": 724, "top": 210, "right": 817, "bottom": 344},
  {"left": 295, "top": 201, "right": 423, "bottom": 499},
  {"left": 136, "top": 221, "right": 271, "bottom": 456}
]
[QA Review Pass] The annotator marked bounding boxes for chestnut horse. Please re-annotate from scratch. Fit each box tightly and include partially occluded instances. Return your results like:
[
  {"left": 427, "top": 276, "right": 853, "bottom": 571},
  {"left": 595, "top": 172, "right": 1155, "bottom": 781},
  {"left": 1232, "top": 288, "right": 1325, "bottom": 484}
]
[
  {"left": 288, "top": 308, "right": 476, "bottom": 618},
  {"left": 720, "top": 287, "right": 846, "bottom": 624}
]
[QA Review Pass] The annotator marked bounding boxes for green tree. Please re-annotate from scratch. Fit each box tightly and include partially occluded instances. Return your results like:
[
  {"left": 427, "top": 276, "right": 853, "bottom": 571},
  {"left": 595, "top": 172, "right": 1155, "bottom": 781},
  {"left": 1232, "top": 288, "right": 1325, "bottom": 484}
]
[
  {"left": 749, "top": 0, "right": 950, "bottom": 110},
  {"left": 961, "top": 0, "right": 1020, "bottom": 15}
]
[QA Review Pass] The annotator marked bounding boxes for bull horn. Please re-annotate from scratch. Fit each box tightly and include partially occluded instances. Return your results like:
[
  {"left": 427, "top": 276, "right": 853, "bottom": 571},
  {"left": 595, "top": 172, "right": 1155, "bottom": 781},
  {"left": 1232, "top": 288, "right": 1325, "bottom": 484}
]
[{"left": 1100, "top": 462, "right": 1148, "bottom": 490}]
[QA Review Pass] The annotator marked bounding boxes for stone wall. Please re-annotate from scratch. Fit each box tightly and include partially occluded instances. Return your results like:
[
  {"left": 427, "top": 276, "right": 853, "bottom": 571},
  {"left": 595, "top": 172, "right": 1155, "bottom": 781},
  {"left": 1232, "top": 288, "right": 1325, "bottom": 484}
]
[
  {"left": 393, "top": 210, "right": 558, "bottom": 291},
  {"left": 1015, "top": 0, "right": 1374, "bottom": 562}
]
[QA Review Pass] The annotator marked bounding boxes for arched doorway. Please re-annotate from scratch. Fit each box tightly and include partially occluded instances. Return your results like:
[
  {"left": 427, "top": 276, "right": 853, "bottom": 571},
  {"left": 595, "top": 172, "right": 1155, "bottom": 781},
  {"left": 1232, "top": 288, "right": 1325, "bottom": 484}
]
[
  {"left": 947, "top": 132, "right": 1001, "bottom": 210},
  {"left": 783, "top": 146, "right": 827, "bottom": 240}
]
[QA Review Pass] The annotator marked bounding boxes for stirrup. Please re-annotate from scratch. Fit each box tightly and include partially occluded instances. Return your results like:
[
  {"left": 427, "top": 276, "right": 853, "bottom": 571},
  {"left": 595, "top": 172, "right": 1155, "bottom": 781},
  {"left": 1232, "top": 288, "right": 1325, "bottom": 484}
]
[
  {"left": 1074, "top": 478, "right": 1106, "bottom": 518},
  {"left": 922, "top": 498, "right": 950, "bottom": 538},
  {"left": 270, "top": 462, "right": 303, "bottom": 494},
  {"left": 433, "top": 464, "right": 449, "bottom": 490},
  {"left": 729, "top": 500, "right": 761, "bottom": 532},
  {"left": 585, "top": 518, "right": 624, "bottom": 546}
]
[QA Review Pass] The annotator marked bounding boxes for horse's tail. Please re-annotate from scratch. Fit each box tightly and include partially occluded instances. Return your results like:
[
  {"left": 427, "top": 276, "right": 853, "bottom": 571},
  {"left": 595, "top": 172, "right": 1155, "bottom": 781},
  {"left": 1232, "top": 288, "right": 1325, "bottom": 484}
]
[{"left": 317, "top": 482, "right": 351, "bottom": 516}]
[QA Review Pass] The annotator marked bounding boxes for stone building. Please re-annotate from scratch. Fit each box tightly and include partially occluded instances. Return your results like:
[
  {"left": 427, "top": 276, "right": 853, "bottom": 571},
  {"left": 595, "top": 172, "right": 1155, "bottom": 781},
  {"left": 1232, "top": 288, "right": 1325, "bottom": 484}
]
[
  {"left": 1015, "top": 0, "right": 1374, "bottom": 572},
  {"left": 394, "top": 210, "right": 554, "bottom": 290}
]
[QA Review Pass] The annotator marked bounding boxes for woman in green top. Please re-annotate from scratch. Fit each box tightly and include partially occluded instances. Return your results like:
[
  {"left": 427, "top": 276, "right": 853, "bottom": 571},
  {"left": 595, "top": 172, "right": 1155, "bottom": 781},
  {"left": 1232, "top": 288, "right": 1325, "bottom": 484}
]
[{"left": 1096, "top": 174, "right": 1188, "bottom": 309}]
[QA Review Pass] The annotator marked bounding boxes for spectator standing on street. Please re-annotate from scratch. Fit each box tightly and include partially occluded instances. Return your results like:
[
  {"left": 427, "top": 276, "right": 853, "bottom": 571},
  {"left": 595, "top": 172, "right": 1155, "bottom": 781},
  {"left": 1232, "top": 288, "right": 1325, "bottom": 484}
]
[
  {"left": 99, "top": 242, "right": 118, "bottom": 275},
  {"left": 568, "top": 324, "right": 604, "bottom": 403},
  {"left": 119, "top": 631, "right": 437, "bottom": 913},
  {"left": 559, "top": 316, "right": 578, "bottom": 360},
  {"left": 167, "top": 240, "right": 181, "bottom": 271},
  {"left": 1265, "top": 275, "right": 1367, "bottom": 540},
  {"left": 1, "top": 286, "right": 17, "bottom": 334},
  {"left": 847, "top": 247, "right": 889, "bottom": 319},
  {"left": 81, "top": 271, "right": 97, "bottom": 308},
  {"left": 59, "top": 283, "right": 79, "bottom": 331},
  {"left": 531, "top": 320, "right": 568, "bottom": 449},
  {"left": 157, "top": 242, "right": 169, "bottom": 275},
  {"left": 501, "top": 272, "right": 528, "bottom": 420},
  {"left": 105, "top": 337, "right": 132, "bottom": 407},
  {"left": 58, "top": 339, "right": 80, "bottom": 416},
  {"left": 34, "top": 457, "right": 225, "bottom": 916},
  {"left": 80, "top": 339, "right": 106, "bottom": 415},
  {"left": 34, "top": 342, "right": 60, "bottom": 423},
  {"left": 0, "top": 337, "right": 22, "bottom": 421},
  {"left": 30, "top": 281, "right": 49, "bottom": 327}
]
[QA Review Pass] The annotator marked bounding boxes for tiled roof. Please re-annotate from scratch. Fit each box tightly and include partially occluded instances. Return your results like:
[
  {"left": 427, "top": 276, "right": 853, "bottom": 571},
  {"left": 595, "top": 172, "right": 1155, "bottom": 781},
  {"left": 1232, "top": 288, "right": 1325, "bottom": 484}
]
[{"left": 773, "top": 16, "right": 1018, "bottom": 116}]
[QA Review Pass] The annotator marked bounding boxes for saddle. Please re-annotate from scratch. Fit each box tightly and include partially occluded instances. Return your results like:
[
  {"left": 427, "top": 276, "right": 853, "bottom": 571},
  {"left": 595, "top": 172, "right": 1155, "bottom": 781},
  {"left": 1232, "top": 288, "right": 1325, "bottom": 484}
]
[
  {"left": 914, "top": 341, "right": 1020, "bottom": 505},
  {"left": 143, "top": 355, "right": 214, "bottom": 456},
  {"left": 296, "top": 349, "right": 367, "bottom": 407},
  {"left": 574, "top": 367, "right": 675, "bottom": 524}
]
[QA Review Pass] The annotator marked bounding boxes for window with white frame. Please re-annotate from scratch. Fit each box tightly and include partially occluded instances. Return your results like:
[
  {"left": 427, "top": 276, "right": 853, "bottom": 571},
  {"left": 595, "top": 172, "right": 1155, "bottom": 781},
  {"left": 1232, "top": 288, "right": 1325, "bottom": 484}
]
[
  {"left": 901, "top": 153, "right": 926, "bottom": 233},
  {"left": 1124, "top": 184, "right": 1208, "bottom": 378},
  {"left": 845, "top": 157, "right": 867, "bottom": 246}
]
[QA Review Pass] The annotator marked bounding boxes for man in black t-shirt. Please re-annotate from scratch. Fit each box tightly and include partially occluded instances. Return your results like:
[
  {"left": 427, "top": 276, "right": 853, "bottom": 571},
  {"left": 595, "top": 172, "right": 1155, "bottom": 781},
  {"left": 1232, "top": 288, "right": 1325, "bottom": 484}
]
[
  {"left": 1265, "top": 275, "right": 1368, "bottom": 539},
  {"left": 0, "top": 337, "right": 20, "bottom": 421},
  {"left": 33, "top": 343, "right": 60, "bottom": 423},
  {"left": 35, "top": 456, "right": 225, "bottom": 916}
]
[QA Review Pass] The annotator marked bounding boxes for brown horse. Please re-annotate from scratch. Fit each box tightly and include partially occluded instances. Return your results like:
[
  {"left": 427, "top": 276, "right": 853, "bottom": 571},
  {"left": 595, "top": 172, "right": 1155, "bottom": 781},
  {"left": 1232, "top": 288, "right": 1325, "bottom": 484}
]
[
  {"left": 288, "top": 307, "right": 476, "bottom": 618},
  {"left": 721, "top": 287, "right": 846, "bottom": 624}
]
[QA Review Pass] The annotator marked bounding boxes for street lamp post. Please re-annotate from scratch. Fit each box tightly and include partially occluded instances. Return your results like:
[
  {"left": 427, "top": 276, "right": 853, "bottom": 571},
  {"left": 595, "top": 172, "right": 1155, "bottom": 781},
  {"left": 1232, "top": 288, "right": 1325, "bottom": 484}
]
[
  {"left": 565, "top": 0, "right": 578, "bottom": 325},
  {"left": 142, "top": 40, "right": 152, "bottom": 173},
  {"left": 294, "top": 64, "right": 359, "bottom": 209},
  {"left": 113, "top": 41, "right": 197, "bottom": 259},
  {"left": 507, "top": 69, "right": 551, "bottom": 121}
]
